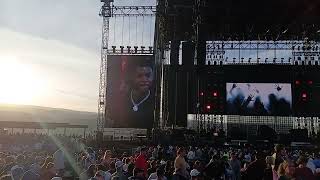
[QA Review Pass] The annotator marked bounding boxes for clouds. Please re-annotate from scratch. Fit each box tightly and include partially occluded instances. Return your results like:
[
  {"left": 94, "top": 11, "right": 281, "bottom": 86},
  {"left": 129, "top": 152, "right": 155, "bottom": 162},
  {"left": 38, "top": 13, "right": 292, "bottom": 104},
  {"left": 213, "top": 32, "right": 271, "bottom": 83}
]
[
  {"left": 0, "top": 27, "right": 99, "bottom": 112},
  {"left": 0, "top": 0, "right": 156, "bottom": 112},
  {"left": 0, "top": 0, "right": 102, "bottom": 51}
]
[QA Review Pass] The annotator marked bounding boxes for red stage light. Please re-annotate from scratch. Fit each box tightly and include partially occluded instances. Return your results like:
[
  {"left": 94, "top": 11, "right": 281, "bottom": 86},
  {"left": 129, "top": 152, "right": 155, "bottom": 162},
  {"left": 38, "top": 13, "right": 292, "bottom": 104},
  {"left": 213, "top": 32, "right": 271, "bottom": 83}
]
[
  {"left": 295, "top": 80, "right": 301, "bottom": 85},
  {"left": 206, "top": 105, "right": 211, "bottom": 110},
  {"left": 301, "top": 92, "right": 308, "bottom": 101},
  {"left": 302, "top": 93, "right": 307, "bottom": 98},
  {"left": 307, "top": 80, "right": 313, "bottom": 85},
  {"left": 200, "top": 92, "right": 204, "bottom": 96},
  {"left": 213, "top": 91, "right": 218, "bottom": 97}
]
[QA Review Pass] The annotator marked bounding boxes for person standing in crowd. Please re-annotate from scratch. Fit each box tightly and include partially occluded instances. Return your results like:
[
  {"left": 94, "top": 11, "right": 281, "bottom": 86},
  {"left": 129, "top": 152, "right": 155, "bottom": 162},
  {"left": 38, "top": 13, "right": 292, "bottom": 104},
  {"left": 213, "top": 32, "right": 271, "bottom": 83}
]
[
  {"left": 10, "top": 166, "right": 24, "bottom": 180},
  {"left": 229, "top": 152, "right": 241, "bottom": 180},
  {"left": 123, "top": 158, "right": 130, "bottom": 173},
  {"left": 277, "top": 160, "right": 296, "bottom": 180},
  {"left": 151, "top": 147, "right": 158, "bottom": 160},
  {"left": 147, "top": 160, "right": 157, "bottom": 176},
  {"left": 241, "top": 151, "right": 266, "bottom": 180},
  {"left": 148, "top": 167, "right": 167, "bottom": 180},
  {"left": 190, "top": 169, "right": 201, "bottom": 180},
  {"left": 203, "top": 154, "right": 225, "bottom": 180},
  {"left": 102, "top": 150, "right": 112, "bottom": 170},
  {"left": 173, "top": 147, "right": 190, "bottom": 180},
  {"left": 272, "top": 144, "right": 285, "bottom": 171},
  {"left": 262, "top": 156, "right": 274, "bottom": 180},
  {"left": 79, "top": 164, "right": 96, "bottom": 180},
  {"left": 93, "top": 170, "right": 107, "bottom": 180},
  {"left": 96, "top": 164, "right": 112, "bottom": 180},
  {"left": 135, "top": 147, "right": 148, "bottom": 178},
  {"left": 111, "top": 161, "right": 127, "bottom": 180},
  {"left": 53, "top": 148, "right": 65, "bottom": 175},
  {"left": 295, "top": 156, "right": 315, "bottom": 180},
  {"left": 40, "top": 162, "right": 55, "bottom": 180},
  {"left": 129, "top": 168, "right": 146, "bottom": 180},
  {"left": 187, "top": 147, "right": 196, "bottom": 162}
]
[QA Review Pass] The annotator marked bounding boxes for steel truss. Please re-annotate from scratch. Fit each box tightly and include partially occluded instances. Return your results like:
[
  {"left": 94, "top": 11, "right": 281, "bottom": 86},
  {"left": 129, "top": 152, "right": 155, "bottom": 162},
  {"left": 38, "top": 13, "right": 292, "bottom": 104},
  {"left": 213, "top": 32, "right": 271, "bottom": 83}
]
[
  {"left": 206, "top": 40, "right": 320, "bottom": 65},
  {"left": 206, "top": 40, "right": 320, "bottom": 51},
  {"left": 97, "top": 1, "right": 156, "bottom": 132},
  {"left": 110, "top": 6, "right": 156, "bottom": 16}
]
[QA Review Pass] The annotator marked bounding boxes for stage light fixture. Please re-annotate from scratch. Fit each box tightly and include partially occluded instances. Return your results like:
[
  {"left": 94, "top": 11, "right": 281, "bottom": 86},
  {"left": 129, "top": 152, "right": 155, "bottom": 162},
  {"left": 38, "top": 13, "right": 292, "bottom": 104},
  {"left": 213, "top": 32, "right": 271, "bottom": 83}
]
[
  {"left": 134, "top": 46, "right": 138, "bottom": 53},
  {"left": 295, "top": 80, "right": 301, "bottom": 85},
  {"left": 112, "top": 46, "right": 116, "bottom": 53},
  {"left": 206, "top": 105, "right": 211, "bottom": 110},
  {"left": 127, "top": 46, "right": 131, "bottom": 53},
  {"left": 200, "top": 92, "right": 204, "bottom": 96},
  {"left": 141, "top": 46, "right": 145, "bottom": 53},
  {"left": 307, "top": 80, "right": 313, "bottom": 85},
  {"left": 213, "top": 91, "right": 218, "bottom": 97},
  {"left": 120, "top": 46, "right": 124, "bottom": 53},
  {"left": 302, "top": 92, "right": 308, "bottom": 100}
]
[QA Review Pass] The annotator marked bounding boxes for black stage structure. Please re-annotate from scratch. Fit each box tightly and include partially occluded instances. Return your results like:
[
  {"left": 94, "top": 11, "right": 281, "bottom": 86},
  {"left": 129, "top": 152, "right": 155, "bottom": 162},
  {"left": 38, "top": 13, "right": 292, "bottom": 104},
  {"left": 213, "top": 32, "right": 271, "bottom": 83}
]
[
  {"left": 97, "top": 0, "right": 320, "bottom": 139},
  {"left": 154, "top": 0, "right": 320, "bottom": 136}
]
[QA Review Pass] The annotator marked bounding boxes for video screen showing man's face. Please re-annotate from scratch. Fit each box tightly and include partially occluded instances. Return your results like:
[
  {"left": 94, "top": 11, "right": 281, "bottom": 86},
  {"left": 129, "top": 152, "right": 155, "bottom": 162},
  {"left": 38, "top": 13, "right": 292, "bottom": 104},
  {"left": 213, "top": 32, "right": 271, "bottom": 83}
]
[
  {"left": 106, "top": 55, "right": 155, "bottom": 129},
  {"left": 132, "top": 66, "right": 154, "bottom": 93}
]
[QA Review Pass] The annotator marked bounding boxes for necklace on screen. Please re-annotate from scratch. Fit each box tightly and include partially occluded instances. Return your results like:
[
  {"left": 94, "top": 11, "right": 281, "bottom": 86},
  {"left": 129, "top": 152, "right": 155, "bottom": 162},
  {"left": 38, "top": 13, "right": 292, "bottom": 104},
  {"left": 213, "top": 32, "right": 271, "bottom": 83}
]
[{"left": 130, "top": 90, "right": 150, "bottom": 112}]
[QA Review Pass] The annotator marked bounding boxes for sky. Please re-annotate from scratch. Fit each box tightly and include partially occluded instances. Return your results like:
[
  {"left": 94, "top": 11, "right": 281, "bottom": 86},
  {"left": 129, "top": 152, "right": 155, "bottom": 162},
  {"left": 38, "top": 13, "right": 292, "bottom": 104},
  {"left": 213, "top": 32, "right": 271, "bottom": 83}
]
[{"left": 0, "top": 0, "right": 155, "bottom": 112}]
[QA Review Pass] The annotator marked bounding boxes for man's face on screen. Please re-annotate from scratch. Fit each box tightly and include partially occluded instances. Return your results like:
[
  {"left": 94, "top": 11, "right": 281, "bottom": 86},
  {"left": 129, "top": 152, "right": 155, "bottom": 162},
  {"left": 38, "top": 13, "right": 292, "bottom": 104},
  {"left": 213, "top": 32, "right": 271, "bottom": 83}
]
[{"left": 133, "top": 66, "right": 153, "bottom": 93}]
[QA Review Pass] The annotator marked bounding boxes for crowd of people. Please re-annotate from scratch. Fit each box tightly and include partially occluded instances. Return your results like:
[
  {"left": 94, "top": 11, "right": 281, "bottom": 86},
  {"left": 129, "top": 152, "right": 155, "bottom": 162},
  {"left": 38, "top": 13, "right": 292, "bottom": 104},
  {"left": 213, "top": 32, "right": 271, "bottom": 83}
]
[{"left": 0, "top": 133, "right": 320, "bottom": 180}]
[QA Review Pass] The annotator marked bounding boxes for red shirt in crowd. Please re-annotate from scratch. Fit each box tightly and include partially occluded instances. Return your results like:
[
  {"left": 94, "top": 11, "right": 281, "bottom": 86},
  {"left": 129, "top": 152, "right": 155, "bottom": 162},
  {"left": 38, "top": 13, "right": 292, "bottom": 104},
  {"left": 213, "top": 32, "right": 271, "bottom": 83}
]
[{"left": 135, "top": 154, "right": 148, "bottom": 176}]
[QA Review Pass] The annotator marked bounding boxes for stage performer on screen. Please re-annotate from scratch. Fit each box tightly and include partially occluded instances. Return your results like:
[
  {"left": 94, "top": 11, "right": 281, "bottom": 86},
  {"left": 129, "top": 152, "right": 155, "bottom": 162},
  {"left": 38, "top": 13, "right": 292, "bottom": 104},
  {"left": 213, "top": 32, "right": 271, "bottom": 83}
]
[{"left": 117, "top": 60, "right": 154, "bottom": 129}]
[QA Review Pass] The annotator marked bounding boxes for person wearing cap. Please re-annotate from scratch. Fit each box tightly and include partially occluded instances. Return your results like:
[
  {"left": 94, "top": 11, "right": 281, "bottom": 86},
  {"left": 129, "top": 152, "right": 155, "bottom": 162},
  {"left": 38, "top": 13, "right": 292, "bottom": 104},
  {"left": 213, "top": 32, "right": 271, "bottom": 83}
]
[
  {"left": 111, "top": 161, "right": 127, "bottom": 180},
  {"left": 135, "top": 147, "right": 148, "bottom": 177}
]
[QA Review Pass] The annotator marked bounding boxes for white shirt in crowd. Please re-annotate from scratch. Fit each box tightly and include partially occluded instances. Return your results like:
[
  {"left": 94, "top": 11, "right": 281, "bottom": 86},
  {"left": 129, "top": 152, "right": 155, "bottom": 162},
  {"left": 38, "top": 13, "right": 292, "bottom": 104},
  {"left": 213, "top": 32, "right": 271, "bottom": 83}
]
[
  {"left": 148, "top": 172, "right": 167, "bottom": 180},
  {"left": 53, "top": 149, "right": 65, "bottom": 170},
  {"left": 187, "top": 150, "right": 195, "bottom": 160}
]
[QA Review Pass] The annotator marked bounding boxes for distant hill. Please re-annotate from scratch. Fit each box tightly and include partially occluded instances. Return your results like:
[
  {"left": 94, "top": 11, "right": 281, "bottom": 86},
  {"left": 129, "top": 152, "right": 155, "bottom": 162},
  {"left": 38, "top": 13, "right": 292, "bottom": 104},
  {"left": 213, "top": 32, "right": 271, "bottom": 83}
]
[{"left": 0, "top": 104, "right": 97, "bottom": 130}]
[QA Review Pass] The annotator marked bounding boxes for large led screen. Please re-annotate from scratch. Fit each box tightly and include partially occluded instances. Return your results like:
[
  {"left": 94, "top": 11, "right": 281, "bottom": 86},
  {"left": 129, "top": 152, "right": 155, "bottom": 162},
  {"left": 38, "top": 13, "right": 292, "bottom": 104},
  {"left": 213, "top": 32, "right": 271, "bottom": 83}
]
[
  {"left": 226, "top": 83, "right": 292, "bottom": 116},
  {"left": 107, "top": 55, "right": 155, "bottom": 129}
]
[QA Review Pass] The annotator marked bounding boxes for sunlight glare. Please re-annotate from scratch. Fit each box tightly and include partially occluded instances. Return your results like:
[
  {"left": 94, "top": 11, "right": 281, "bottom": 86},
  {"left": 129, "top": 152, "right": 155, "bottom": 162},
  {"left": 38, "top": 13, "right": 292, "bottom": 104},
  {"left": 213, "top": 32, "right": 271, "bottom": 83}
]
[{"left": 0, "top": 55, "right": 46, "bottom": 105}]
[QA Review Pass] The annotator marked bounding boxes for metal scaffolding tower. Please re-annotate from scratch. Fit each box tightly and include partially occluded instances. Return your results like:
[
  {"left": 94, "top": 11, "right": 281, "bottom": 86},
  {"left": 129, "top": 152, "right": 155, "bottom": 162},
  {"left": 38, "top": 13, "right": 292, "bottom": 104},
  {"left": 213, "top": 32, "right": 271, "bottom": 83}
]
[{"left": 97, "top": 0, "right": 156, "bottom": 132}]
